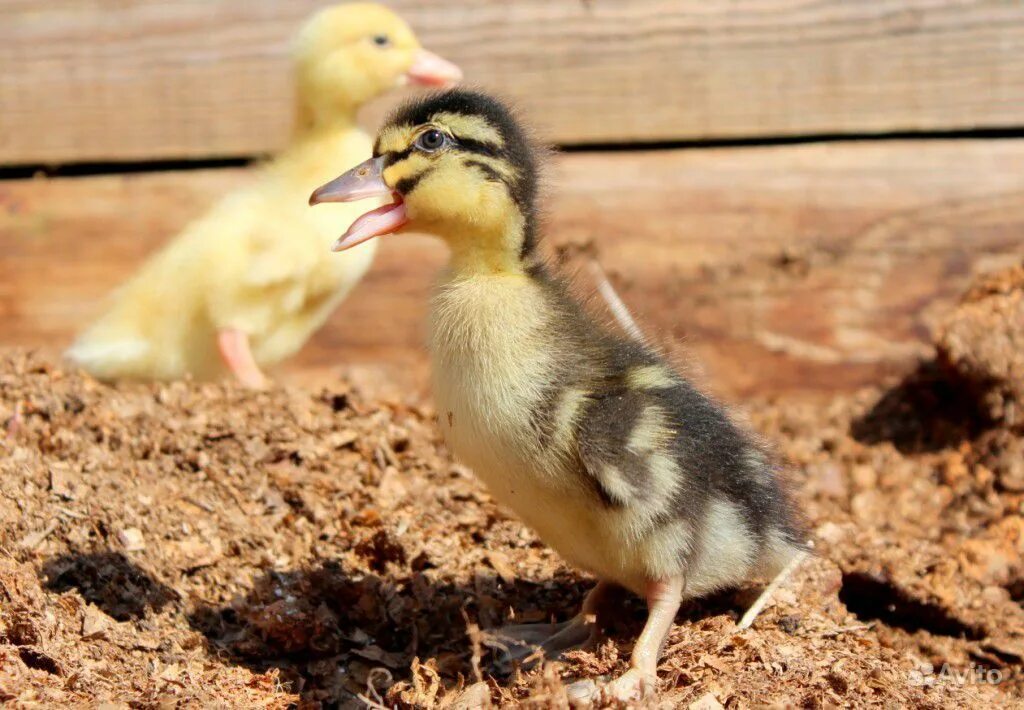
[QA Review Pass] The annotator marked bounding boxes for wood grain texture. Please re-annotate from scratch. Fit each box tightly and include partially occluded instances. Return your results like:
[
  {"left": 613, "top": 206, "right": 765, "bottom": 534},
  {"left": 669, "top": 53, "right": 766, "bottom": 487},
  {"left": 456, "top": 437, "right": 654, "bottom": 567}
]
[
  {"left": 4, "top": 0, "right": 1024, "bottom": 165},
  {"left": 2, "top": 140, "right": 1022, "bottom": 398}
]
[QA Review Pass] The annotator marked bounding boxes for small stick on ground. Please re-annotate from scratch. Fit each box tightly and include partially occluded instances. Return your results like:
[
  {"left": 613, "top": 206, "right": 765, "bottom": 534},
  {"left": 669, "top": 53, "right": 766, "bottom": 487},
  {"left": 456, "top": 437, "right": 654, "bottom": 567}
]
[
  {"left": 463, "top": 610, "right": 485, "bottom": 683},
  {"left": 738, "top": 548, "right": 810, "bottom": 630},
  {"left": 588, "top": 260, "right": 645, "bottom": 342},
  {"left": 5, "top": 401, "right": 23, "bottom": 438},
  {"left": 357, "top": 668, "right": 393, "bottom": 710}
]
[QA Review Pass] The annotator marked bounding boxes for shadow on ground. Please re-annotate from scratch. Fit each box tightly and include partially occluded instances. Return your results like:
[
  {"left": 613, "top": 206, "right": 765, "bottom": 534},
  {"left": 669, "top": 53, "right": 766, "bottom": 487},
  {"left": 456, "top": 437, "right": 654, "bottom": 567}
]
[
  {"left": 40, "top": 551, "right": 177, "bottom": 621},
  {"left": 186, "top": 561, "right": 595, "bottom": 704},
  {"left": 184, "top": 557, "right": 762, "bottom": 705},
  {"left": 850, "top": 361, "right": 992, "bottom": 454}
]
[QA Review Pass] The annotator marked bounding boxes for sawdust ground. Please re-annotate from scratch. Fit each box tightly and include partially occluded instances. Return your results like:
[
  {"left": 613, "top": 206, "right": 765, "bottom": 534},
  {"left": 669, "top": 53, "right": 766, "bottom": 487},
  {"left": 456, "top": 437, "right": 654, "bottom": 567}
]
[{"left": 2, "top": 265, "right": 1023, "bottom": 708}]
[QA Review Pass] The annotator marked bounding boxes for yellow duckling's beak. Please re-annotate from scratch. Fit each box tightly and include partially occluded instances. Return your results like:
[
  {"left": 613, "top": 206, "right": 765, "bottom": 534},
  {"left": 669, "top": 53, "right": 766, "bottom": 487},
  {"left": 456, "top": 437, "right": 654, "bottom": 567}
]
[
  {"left": 309, "top": 156, "right": 406, "bottom": 251},
  {"left": 405, "top": 49, "right": 463, "bottom": 87}
]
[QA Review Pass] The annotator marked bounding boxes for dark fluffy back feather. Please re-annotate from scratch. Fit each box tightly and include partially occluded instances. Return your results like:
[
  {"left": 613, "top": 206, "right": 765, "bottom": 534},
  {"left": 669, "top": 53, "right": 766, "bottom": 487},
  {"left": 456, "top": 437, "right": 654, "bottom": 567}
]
[{"left": 531, "top": 265, "right": 806, "bottom": 550}]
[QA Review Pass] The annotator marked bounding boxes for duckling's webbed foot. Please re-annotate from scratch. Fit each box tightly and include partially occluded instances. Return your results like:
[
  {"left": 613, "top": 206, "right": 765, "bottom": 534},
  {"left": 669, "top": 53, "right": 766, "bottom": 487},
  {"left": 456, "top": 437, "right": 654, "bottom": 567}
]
[
  {"left": 217, "top": 328, "right": 267, "bottom": 389},
  {"left": 487, "top": 617, "right": 593, "bottom": 673},
  {"left": 567, "top": 575, "right": 683, "bottom": 703},
  {"left": 486, "top": 581, "right": 611, "bottom": 673}
]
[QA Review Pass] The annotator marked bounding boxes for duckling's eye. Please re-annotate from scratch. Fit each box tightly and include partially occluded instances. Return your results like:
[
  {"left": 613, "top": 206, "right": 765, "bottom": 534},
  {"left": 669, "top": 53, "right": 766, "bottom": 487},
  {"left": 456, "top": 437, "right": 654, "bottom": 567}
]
[
  {"left": 371, "top": 34, "right": 391, "bottom": 48},
  {"left": 415, "top": 129, "right": 447, "bottom": 152}
]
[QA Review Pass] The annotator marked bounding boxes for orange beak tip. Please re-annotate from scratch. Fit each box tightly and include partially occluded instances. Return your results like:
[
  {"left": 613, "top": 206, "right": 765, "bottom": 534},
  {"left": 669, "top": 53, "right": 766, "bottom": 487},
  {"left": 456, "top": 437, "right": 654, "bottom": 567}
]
[{"left": 406, "top": 49, "right": 463, "bottom": 87}]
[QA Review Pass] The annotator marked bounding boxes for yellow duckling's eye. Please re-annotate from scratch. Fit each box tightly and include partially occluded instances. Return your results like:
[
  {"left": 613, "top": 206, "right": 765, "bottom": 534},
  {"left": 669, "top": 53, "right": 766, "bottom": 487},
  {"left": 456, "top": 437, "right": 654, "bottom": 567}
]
[
  {"left": 415, "top": 129, "right": 448, "bottom": 153},
  {"left": 371, "top": 34, "right": 392, "bottom": 48}
]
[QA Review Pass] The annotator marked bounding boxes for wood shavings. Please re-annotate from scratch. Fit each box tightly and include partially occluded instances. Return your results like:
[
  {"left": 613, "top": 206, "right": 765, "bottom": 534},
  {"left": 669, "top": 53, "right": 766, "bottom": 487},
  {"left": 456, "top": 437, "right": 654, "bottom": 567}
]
[
  {"left": 1, "top": 314, "right": 1023, "bottom": 707},
  {"left": 117, "top": 528, "right": 145, "bottom": 552},
  {"left": 688, "top": 692, "right": 725, "bottom": 710},
  {"left": 19, "top": 520, "right": 58, "bottom": 550}
]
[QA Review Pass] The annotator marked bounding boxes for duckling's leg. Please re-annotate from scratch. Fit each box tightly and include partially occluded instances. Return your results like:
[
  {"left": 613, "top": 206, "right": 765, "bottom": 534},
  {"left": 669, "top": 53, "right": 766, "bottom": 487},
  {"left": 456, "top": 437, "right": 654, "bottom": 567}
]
[
  {"left": 488, "top": 581, "right": 612, "bottom": 672},
  {"left": 217, "top": 328, "right": 267, "bottom": 388},
  {"left": 567, "top": 575, "right": 683, "bottom": 703}
]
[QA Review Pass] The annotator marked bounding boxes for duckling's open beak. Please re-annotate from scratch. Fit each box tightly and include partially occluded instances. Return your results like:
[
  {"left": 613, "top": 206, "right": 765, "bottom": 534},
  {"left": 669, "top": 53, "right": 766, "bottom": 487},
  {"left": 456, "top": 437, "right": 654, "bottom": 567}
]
[
  {"left": 405, "top": 49, "right": 463, "bottom": 86},
  {"left": 309, "top": 156, "right": 408, "bottom": 251}
]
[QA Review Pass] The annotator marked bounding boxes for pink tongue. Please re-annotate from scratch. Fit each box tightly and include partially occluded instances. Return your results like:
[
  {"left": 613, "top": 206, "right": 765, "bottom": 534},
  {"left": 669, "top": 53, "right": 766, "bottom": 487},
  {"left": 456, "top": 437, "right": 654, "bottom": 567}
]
[{"left": 333, "top": 200, "right": 409, "bottom": 251}]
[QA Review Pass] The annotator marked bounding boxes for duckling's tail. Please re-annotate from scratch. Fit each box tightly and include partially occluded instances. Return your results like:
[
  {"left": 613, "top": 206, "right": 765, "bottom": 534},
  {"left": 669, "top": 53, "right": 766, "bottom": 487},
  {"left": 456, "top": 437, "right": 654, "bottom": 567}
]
[{"left": 65, "top": 331, "right": 154, "bottom": 382}]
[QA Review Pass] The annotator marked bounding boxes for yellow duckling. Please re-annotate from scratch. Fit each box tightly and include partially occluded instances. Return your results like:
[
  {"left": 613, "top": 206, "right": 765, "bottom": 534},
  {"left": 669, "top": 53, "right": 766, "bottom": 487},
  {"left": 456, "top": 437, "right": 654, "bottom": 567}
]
[
  {"left": 311, "top": 90, "right": 806, "bottom": 701},
  {"left": 67, "top": 3, "right": 460, "bottom": 387}
]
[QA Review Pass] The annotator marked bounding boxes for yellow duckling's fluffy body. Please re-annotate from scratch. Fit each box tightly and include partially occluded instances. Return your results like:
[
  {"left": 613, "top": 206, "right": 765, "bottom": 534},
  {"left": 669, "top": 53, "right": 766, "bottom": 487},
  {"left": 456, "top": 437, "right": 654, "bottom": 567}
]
[
  {"left": 71, "top": 129, "right": 376, "bottom": 382},
  {"left": 68, "top": 3, "right": 459, "bottom": 385}
]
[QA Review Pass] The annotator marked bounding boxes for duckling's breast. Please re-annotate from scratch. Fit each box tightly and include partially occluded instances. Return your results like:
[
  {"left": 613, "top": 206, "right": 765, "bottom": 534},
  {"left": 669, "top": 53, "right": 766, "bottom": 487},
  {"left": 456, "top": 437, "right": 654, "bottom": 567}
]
[
  {"left": 429, "top": 274, "right": 580, "bottom": 489},
  {"left": 428, "top": 275, "right": 618, "bottom": 575}
]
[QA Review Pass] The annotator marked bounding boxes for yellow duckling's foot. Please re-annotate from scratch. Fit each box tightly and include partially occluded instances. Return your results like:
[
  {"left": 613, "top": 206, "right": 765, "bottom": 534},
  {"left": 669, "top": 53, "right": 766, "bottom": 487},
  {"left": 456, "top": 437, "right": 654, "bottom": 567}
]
[{"left": 217, "top": 329, "right": 268, "bottom": 389}]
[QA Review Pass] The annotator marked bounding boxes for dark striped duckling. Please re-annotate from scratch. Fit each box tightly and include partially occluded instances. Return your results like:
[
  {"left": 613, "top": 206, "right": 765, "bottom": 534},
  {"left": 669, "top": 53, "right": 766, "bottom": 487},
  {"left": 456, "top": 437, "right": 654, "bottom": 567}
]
[{"left": 311, "top": 89, "right": 807, "bottom": 701}]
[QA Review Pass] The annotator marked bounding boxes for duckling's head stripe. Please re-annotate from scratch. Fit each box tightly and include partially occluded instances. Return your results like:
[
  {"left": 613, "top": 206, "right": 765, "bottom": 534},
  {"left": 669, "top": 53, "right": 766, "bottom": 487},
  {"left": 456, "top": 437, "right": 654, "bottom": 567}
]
[
  {"left": 382, "top": 89, "right": 538, "bottom": 195},
  {"left": 375, "top": 89, "right": 543, "bottom": 259},
  {"left": 455, "top": 137, "right": 505, "bottom": 159},
  {"left": 382, "top": 144, "right": 415, "bottom": 166},
  {"left": 395, "top": 167, "right": 435, "bottom": 195},
  {"left": 430, "top": 112, "right": 505, "bottom": 146},
  {"left": 464, "top": 159, "right": 507, "bottom": 185}
]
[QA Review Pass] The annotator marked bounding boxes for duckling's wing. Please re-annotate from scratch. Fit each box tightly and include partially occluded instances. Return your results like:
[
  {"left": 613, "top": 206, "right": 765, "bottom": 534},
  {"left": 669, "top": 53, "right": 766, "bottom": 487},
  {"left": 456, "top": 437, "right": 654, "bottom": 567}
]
[
  {"left": 576, "top": 368, "right": 807, "bottom": 566},
  {"left": 572, "top": 361, "right": 739, "bottom": 513},
  {"left": 204, "top": 203, "right": 323, "bottom": 334},
  {"left": 243, "top": 214, "right": 320, "bottom": 288},
  {"left": 575, "top": 387, "right": 671, "bottom": 508}
]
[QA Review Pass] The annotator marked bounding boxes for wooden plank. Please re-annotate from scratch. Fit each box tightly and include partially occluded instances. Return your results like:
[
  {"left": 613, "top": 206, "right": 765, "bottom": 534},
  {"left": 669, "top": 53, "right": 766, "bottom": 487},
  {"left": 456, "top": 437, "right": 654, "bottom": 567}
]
[
  {"left": 4, "top": 1, "right": 1024, "bottom": 165},
  {"left": 1, "top": 139, "right": 1023, "bottom": 398}
]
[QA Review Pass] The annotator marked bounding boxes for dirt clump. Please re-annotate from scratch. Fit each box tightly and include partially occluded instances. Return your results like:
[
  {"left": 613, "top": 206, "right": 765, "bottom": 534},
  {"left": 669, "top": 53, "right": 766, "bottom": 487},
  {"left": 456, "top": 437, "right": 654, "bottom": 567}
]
[{"left": 936, "top": 261, "right": 1024, "bottom": 428}]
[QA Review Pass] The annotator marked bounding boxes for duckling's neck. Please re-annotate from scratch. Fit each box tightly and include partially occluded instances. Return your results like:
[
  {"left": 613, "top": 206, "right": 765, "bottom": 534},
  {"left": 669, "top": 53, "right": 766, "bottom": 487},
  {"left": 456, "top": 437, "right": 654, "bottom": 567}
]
[
  {"left": 295, "top": 112, "right": 358, "bottom": 139},
  {"left": 446, "top": 215, "right": 538, "bottom": 278},
  {"left": 286, "top": 108, "right": 361, "bottom": 176},
  {"left": 294, "top": 92, "right": 360, "bottom": 140},
  {"left": 290, "top": 115, "right": 363, "bottom": 146},
  {"left": 271, "top": 120, "right": 371, "bottom": 191}
]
